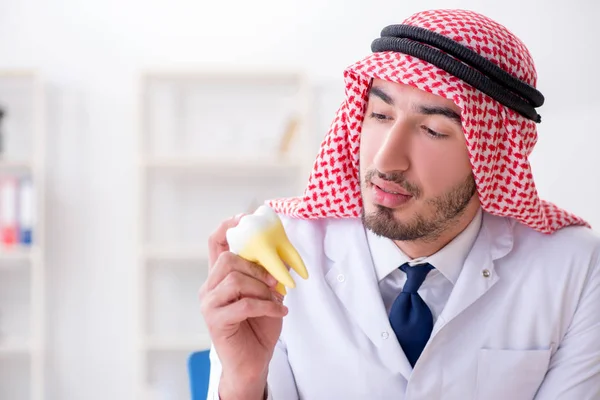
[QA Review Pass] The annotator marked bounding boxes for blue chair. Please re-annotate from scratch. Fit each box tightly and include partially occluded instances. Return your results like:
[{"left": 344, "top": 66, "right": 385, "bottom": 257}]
[{"left": 188, "top": 350, "right": 211, "bottom": 399}]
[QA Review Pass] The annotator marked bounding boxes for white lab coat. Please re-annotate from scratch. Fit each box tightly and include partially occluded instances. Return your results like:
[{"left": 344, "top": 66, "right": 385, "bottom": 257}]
[{"left": 207, "top": 211, "right": 600, "bottom": 399}]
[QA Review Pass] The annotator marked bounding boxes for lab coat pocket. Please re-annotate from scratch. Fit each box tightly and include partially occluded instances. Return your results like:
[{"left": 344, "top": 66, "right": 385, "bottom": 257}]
[{"left": 474, "top": 348, "right": 551, "bottom": 400}]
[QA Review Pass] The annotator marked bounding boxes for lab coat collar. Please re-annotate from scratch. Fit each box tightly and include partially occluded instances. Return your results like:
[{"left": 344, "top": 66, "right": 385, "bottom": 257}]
[
  {"left": 432, "top": 211, "right": 513, "bottom": 332},
  {"left": 323, "top": 211, "right": 514, "bottom": 379},
  {"left": 367, "top": 208, "right": 483, "bottom": 285}
]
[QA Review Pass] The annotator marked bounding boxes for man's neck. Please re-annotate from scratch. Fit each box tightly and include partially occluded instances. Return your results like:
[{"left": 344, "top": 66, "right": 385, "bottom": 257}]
[{"left": 393, "top": 203, "right": 481, "bottom": 259}]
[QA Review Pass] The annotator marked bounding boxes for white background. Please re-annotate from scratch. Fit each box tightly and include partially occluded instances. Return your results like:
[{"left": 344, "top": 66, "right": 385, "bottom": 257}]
[{"left": 1, "top": 0, "right": 599, "bottom": 399}]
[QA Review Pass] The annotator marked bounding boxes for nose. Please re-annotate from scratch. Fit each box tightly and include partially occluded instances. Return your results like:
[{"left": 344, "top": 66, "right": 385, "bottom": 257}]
[{"left": 372, "top": 119, "right": 412, "bottom": 174}]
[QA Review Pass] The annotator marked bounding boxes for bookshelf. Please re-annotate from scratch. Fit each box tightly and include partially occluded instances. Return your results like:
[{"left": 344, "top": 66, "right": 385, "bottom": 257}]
[
  {"left": 135, "top": 68, "right": 313, "bottom": 399},
  {"left": 0, "top": 71, "right": 46, "bottom": 400}
]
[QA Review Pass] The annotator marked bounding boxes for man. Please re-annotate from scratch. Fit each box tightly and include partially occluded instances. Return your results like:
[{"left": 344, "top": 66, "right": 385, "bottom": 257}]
[{"left": 199, "top": 9, "right": 600, "bottom": 400}]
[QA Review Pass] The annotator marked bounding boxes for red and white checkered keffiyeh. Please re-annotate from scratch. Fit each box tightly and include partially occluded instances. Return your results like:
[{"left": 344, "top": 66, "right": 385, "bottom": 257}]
[{"left": 267, "top": 9, "right": 590, "bottom": 234}]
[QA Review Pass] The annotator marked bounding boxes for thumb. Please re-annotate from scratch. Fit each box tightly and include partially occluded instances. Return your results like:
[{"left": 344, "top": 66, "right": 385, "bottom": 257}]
[{"left": 208, "top": 213, "right": 247, "bottom": 268}]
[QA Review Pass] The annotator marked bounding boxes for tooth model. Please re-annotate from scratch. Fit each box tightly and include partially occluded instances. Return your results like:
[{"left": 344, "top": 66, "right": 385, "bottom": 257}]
[{"left": 226, "top": 205, "right": 309, "bottom": 295}]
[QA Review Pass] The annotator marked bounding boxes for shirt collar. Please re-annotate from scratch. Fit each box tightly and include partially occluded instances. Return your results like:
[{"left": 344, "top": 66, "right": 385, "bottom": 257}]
[{"left": 365, "top": 207, "right": 483, "bottom": 285}]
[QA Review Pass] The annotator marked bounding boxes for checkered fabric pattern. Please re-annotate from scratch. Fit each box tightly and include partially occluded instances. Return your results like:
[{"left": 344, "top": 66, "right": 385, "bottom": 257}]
[{"left": 267, "top": 9, "right": 589, "bottom": 234}]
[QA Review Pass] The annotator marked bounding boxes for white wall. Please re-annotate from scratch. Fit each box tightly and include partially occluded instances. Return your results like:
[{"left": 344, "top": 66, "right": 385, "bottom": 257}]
[{"left": 0, "top": 0, "right": 599, "bottom": 399}]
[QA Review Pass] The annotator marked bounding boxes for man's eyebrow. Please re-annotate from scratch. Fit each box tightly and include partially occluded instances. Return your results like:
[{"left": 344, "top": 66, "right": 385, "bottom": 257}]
[
  {"left": 416, "top": 105, "right": 462, "bottom": 126},
  {"left": 368, "top": 85, "right": 462, "bottom": 127},
  {"left": 368, "top": 86, "right": 394, "bottom": 105}
]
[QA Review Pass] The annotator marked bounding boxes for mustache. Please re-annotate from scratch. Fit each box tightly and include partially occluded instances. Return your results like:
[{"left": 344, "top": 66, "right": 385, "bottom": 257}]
[{"left": 365, "top": 169, "right": 421, "bottom": 198}]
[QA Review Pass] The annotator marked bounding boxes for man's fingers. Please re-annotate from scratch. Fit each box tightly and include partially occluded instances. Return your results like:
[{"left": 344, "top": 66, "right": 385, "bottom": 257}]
[
  {"left": 213, "top": 298, "right": 288, "bottom": 326},
  {"left": 203, "top": 270, "right": 275, "bottom": 310},
  {"left": 204, "top": 251, "right": 277, "bottom": 292},
  {"left": 208, "top": 214, "right": 246, "bottom": 268}
]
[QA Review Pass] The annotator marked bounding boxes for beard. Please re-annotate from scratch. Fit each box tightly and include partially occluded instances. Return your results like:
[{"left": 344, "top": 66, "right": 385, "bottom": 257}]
[{"left": 361, "top": 170, "right": 477, "bottom": 242}]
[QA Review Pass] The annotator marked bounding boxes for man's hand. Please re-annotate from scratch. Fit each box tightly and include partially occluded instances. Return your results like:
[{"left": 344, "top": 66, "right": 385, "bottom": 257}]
[{"left": 200, "top": 214, "right": 286, "bottom": 399}]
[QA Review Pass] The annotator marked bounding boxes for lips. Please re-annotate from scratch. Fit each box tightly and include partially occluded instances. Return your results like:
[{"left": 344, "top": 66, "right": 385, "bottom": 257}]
[
  {"left": 369, "top": 176, "right": 413, "bottom": 208},
  {"left": 377, "top": 185, "right": 401, "bottom": 195},
  {"left": 370, "top": 177, "right": 412, "bottom": 196}
]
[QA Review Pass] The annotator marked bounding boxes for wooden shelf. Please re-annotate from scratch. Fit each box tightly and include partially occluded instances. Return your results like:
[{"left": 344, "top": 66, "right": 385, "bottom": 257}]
[
  {"left": 142, "top": 156, "right": 303, "bottom": 177},
  {"left": 0, "top": 70, "right": 46, "bottom": 400},
  {"left": 142, "top": 68, "right": 305, "bottom": 84},
  {"left": 0, "top": 245, "right": 38, "bottom": 262},
  {"left": 136, "top": 68, "right": 312, "bottom": 397}
]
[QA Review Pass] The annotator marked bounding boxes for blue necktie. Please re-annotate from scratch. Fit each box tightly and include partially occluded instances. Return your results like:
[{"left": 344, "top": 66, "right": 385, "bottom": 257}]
[{"left": 389, "top": 262, "right": 435, "bottom": 367}]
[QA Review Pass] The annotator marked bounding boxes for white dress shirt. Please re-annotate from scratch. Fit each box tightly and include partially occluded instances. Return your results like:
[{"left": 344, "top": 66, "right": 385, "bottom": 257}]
[{"left": 366, "top": 207, "right": 483, "bottom": 322}]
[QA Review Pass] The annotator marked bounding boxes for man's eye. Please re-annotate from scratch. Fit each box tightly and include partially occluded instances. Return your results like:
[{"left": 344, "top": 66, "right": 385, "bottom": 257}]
[
  {"left": 369, "top": 112, "right": 388, "bottom": 121},
  {"left": 421, "top": 125, "right": 448, "bottom": 139}
]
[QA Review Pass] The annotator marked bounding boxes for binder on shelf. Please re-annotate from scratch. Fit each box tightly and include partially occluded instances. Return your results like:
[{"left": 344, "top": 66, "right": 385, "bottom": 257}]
[
  {"left": 1, "top": 177, "right": 17, "bottom": 246},
  {"left": 18, "top": 177, "right": 33, "bottom": 245},
  {"left": 0, "top": 174, "right": 35, "bottom": 248}
]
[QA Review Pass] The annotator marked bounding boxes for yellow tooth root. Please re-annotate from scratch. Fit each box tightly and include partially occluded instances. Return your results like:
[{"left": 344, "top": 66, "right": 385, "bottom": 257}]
[
  {"left": 268, "top": 215, "right": 308, "bottom": 281},
  {"left": 257, "top": 243, "right": 296, "bottom": 289},
  {"left": 238, "top": 235, "right": 295, "bottom": 289},
  {"left": 275, "top": 282, "right": 287, "bottom": 296},
  {"left": 278, "top": 238, "right": 308, "bottom": 280}
]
